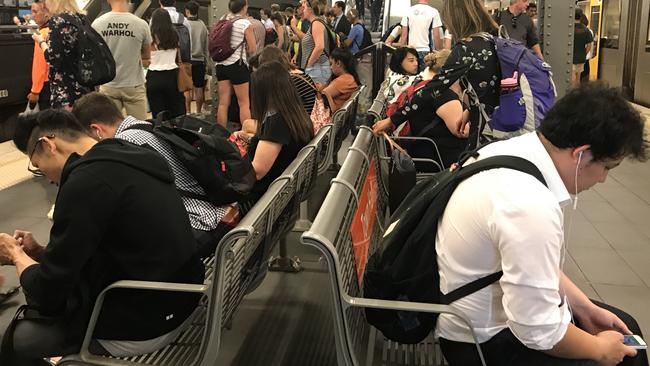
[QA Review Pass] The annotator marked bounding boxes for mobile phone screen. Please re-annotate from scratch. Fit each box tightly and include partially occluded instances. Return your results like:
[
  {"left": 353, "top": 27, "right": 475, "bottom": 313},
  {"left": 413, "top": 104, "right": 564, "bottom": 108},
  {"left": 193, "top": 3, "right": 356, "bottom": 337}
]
[{"left": 624, "top": 335, "right": 644, "bottom": 347}]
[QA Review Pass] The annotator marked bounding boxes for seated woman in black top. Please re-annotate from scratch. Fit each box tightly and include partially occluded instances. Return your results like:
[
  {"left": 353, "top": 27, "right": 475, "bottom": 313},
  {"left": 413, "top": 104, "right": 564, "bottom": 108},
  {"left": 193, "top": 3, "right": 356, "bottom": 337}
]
[
  {"left": 236, "top": 61, "right": 314, "bottom": 211},
  {"left": 375, "top": 0, "right": 500, "bottom": 150},
  {"left": 374, "top": 50, "right": 470, "bottom": 168}
]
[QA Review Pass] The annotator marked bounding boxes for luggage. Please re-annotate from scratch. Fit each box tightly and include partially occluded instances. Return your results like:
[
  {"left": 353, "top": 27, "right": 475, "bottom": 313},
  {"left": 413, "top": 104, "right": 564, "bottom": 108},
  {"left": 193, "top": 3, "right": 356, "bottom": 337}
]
[
  {"left": 363, "top": 154, "right": 547, "bottom": 344},
  {"left": 128, "top": 119, "right": 256, "bottom": 206}
]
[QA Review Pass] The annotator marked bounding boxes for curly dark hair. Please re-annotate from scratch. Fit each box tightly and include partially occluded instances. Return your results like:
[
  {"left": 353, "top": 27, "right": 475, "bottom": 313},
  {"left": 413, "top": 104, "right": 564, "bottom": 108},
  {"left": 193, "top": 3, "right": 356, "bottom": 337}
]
[
  {"left": 539, "top": 83, "right": 648, "bottom": 162},
  {"left": 14, "top": 109, "right": 87, "bottom": 155}
]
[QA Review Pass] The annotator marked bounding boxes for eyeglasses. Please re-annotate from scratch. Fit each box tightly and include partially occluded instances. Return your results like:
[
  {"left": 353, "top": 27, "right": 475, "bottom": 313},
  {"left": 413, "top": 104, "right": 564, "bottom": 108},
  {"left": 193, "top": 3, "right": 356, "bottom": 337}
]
[{"left": 27, "top": 134, "right": 54, "bottom": 177}]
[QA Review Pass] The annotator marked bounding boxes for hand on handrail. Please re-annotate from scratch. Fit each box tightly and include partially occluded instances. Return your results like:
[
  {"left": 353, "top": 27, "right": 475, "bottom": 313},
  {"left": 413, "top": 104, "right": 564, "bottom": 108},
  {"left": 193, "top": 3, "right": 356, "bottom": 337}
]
[{"left": 372, "top": 118, "right": 393, "bottom": 136}]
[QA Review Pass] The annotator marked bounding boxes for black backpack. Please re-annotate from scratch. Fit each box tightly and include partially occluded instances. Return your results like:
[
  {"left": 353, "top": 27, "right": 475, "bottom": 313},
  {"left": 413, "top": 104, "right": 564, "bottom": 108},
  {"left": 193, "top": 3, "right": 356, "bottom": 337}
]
[
  {"left": 61, "top": 13, "right": 115, "bottom": 87},
  {"left": 127, "top": 123, "right": 256, "bottom": 206},
  {"left": 363, "top": 155, "right": 547, "bottom": 344},
  {"left": 354, "top": 23, "right": 373, "bottom": 52},
  {"left": 174, "top": 13, "right": 192, "bottom": 63}
]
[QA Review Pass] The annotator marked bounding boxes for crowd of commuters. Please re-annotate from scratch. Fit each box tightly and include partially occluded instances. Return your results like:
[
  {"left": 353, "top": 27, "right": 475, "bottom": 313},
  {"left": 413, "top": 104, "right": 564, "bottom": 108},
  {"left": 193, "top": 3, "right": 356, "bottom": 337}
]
[{"left": 2, "top": 0, "right": 650, "bottom": 365}]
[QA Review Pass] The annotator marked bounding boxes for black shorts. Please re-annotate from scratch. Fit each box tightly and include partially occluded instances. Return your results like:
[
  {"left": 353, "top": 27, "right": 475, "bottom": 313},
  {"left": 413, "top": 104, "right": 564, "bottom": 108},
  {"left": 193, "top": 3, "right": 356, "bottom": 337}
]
[
  {"left": 215, "top": 62, "right": 250, "bottom": 85},
  {"left": 191, "top": 61, "right": 207, "bottom": 88}
]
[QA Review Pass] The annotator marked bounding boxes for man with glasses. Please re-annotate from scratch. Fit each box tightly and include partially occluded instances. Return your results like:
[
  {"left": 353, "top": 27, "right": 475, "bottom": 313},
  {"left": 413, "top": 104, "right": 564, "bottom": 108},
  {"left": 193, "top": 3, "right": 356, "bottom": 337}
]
[
  {"left": 495, "top": 0, "right": 543, "bottom": 59},
  {"left": 0, "top": 109, "right": 204, "bottom": 364}
]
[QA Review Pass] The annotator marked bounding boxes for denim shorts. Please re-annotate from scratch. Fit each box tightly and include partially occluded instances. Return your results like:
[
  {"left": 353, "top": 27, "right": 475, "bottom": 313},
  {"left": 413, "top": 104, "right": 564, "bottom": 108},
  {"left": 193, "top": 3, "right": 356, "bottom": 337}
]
[{"left": 305, "top": 60, "right": 332, "bottom": 85}]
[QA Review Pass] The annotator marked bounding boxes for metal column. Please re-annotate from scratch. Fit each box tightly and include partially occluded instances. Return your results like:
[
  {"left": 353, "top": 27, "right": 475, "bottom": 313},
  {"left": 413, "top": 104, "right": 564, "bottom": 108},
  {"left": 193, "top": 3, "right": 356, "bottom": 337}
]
[{"left": 538, "top": 0, "right": 575, "bottom": 99}]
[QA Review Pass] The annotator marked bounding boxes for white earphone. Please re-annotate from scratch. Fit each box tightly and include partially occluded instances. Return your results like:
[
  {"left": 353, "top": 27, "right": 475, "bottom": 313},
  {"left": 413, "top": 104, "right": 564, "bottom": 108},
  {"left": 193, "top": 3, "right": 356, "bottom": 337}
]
[{"left": 573, "top": 151, "right": 584, "bottom": 210}]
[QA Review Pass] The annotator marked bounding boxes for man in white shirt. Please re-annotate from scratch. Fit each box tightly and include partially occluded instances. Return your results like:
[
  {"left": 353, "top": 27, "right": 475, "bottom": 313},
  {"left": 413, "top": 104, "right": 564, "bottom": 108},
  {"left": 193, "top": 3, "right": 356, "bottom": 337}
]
[
  {"left": 400, "top": 0, "right": 442, "bottom": 70},
  {"left": 437, "top": 84, "right": 648, "bottom": 365},
  {"left": 92, "top": 0, "right": 152, "bottom": 120}
]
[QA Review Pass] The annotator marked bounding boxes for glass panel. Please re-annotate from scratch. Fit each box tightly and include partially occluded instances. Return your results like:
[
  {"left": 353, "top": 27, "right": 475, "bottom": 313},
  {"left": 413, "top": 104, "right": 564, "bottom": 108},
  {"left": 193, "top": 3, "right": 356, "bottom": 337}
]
[{"left": 601, "top": 0, "right": 621, "bottom": 49}]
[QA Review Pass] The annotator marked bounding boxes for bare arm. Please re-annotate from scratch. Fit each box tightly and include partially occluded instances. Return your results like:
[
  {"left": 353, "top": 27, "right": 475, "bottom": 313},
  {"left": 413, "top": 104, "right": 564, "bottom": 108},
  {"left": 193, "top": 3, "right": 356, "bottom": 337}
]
[
  {"left": 276, "top": 24, "right": 285, "bottom": 48},
  {"left": 141, "top": 42, "right": 151, "bottom": 68},
  {"left": 401, "top": 25, "right": 408, "bottom": 47},
  {"left": 291, "top": 18, "right": 305, "bottom": 40},
  {"left": 585, "top": 43, "right": 592, "bottom": 59},
  {"left": 307, "top": 21, "right": 325, "bottom": 67},
  {"left": 532, "top": 44, "right": 544, "bottom": 60},
  {"left": 432, "top": 27, "right": 442, "bottom": 50},
  {"left": 251, "top": 140, "right": 283, "bottom": 180},
  {"left": 435, "top": 99, "right": 465, "bottom": 138},
  {"left": 244, "top": 26, "right": 257, "bottom": 56}
]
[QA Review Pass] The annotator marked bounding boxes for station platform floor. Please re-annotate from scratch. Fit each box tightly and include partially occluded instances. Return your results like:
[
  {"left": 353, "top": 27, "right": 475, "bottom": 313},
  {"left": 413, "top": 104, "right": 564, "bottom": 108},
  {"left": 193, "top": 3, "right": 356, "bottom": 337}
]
[{"left": 0, "top": 105, "right": 649, "bottom": 364}]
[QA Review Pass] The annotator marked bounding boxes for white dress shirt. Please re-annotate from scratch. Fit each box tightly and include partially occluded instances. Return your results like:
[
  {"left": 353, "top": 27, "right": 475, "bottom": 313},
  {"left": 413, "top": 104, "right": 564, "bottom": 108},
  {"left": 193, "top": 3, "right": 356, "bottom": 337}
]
[{"left": 436, "top": 132, "right": 573, "bottom": 350}]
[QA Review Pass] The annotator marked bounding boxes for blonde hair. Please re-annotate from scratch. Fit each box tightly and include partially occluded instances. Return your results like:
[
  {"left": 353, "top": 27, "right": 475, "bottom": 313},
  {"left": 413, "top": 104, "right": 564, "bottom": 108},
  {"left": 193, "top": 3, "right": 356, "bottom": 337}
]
[
  {"left": 442, "top": 0, "right": 497, "bottom": 41},
  {"left": 307, "top": 0, "right": 328, "bottom": 17},
  {"left": 45, "top": 0, "right": 84, "bottom": 15},
  {"left": 423, "top": 49, "right": 451, "bottom": 73}
]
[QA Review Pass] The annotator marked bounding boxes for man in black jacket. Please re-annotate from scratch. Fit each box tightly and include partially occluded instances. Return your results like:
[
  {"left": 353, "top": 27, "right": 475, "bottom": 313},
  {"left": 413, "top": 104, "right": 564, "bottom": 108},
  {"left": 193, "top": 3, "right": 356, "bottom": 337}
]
[
  {"left": 332, "top": 1, "right": 351, "bottom": 36},
  {"left": 0, "top": 109, "right": 204, "bottom": 365}
]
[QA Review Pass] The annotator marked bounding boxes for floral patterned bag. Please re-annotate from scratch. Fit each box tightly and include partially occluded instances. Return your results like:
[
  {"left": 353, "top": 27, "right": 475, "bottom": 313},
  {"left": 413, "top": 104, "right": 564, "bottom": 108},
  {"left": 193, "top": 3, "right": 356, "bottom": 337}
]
[{"left": 295, "top": 73, "right": 332, "bottom": 133}]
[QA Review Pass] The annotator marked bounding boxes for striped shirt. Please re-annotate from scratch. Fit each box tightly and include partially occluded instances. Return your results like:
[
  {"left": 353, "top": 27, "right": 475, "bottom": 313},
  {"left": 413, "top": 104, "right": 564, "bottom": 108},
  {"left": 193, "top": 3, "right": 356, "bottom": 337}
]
[
  {"left": 300, "top": 20, "right": 329, "bottom": 69},
  {"left": 217, "top": 15, "right": 251, "bottom": 66},
  {"left": 290, "top": 72, "right": 317, "bottom": 115},
  {"left": 116, "top": 117, "right": 227, "bottom": 231}
]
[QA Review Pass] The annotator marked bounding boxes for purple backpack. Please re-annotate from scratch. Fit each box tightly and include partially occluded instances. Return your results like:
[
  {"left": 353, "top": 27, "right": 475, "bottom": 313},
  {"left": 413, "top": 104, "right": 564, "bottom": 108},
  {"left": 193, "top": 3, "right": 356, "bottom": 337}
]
[{"left": 489, "top": 37, "right": 557, "bottom": 132}]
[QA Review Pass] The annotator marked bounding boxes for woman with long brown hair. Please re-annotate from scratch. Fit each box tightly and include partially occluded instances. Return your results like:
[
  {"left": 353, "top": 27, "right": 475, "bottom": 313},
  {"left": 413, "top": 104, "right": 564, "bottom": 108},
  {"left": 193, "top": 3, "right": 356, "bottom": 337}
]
[
  {"left": 237, "top": 61, "right": 314, "bottom": 210},
  {"left": 373, "top": 0, "right": 499, "bottom": 150}
]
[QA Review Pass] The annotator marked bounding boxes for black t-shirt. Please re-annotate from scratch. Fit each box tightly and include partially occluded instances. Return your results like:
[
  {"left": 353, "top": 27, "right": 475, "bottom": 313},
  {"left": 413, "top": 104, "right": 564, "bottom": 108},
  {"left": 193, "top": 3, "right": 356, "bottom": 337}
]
[
  {"left": 496, "top": 9, "right": 539, "bottom": 49},
  {"left": 573, "top": 23, "right": 594, "bottom": 65},
  {"left": 390, "top": 35, "right": 500, "bottom": 150},
  {"left": 247, "top": 112, "right": 305, "bottom": 195},
  {"left": 408, "top": 88, "right": 468, "bottom": 168}
]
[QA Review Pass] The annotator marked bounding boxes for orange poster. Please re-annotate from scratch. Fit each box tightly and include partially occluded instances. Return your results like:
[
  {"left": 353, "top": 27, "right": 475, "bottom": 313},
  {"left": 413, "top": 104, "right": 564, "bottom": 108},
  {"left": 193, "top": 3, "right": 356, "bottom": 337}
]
[{"left": 350, "top": 161, "right": 378, "bottom": 286}]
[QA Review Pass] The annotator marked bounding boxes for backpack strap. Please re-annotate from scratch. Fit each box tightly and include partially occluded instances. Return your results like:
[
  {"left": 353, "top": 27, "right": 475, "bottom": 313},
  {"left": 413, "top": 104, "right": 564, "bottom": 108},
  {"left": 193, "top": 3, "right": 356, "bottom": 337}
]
[{"left": 440, "top": 155, "right": 547, "bottom": 304}]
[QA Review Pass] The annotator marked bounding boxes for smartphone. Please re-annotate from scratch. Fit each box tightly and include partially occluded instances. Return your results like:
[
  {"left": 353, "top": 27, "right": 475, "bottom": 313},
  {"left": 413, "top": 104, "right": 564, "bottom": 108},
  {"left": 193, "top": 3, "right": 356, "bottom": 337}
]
[{"left": 623, "top": 335, "right": 647, "bottom": 349}]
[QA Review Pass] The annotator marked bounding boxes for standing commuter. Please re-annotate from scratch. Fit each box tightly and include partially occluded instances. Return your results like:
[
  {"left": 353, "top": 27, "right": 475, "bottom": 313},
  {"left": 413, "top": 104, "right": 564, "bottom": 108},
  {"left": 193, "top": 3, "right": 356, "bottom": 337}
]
[
  {"left": 32, "top": 0, "right": 91, "bottom": 109},
  {"left": 147, "top": 9, "right": 186, "bottom": 118},
  {"left": 184, "top": 0, "right": 209, "bottom": 113},
  {"left": 399, "top": 0, "right": 443, "bottom": 70},
  {"left": 331, "top": 1, "right": 351, "bottom": 37},
  {"left": 27, "top": 0, "right": 51, "bottom": 111},
  {"left": 436, "top": 84, "right": 648, "bottom": 366},
  {"left": 300, "top": 0, "right": 331, "bottom": 85},
  {"left": 369, "top": 0, "right": 382, "bottom": 32},
  {"left": 572, "top": 8, "right": 593, "bottom": 89},
  {"left": 215, "top": 0, "right": 256, "bottom": 127},
  {"left": 344, "top": 9, "right": 364, "bottom": 54},
  {"left": 92, "top": 0, "right": 152, "bottom": 121},
  {"left": 260, "top": 8, "right": 274, "bottom": 30},
  {"left": 495, "top": 0, "right": 543, "bottom": 59}
]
